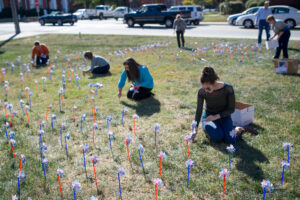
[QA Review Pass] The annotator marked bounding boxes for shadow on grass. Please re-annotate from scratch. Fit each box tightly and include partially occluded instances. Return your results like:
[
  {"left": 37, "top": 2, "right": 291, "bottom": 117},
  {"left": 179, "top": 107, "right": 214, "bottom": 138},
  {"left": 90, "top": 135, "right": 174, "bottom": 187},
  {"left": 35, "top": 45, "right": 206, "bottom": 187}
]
[
  {"left": 120, "top": 96, "right": 161, "bottom": 117},
  {"left": 288, "top": 48, "right": 300, "bottom": 52},
  {"left": 210, "top": 138, "right": 268, "bottom": 181},
  {"left": 88, "top": 71, "right": 112, "bottom": 79},
  {"left": 0, "top": 33, "right": 18, "bottom": 48},
  {"left": 282, "top": 73, "right": 300, "bottom": 77}
]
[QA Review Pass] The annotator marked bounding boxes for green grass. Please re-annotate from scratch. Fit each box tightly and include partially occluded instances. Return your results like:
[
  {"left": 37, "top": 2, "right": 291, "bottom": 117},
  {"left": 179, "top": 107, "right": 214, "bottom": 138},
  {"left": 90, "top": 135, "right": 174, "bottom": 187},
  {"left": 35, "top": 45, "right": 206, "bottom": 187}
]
[
  {"left": 0, "top": 34, "right": 299, "bottom": 200},
  {"left": 203, "top": 12, "right": 229, "bottom": 22}
]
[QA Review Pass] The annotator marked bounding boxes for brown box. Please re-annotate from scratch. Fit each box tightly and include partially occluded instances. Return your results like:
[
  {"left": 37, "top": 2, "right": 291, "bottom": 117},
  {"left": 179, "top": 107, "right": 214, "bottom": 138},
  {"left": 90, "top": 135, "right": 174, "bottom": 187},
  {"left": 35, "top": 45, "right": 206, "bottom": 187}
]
[{"left": 273, "top": 59, "right": 299, "bottom": 74}]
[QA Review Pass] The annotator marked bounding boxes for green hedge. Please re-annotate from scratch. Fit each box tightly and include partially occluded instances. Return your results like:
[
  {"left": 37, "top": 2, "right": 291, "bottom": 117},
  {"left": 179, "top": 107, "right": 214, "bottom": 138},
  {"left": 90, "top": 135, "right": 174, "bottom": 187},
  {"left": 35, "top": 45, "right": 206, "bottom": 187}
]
[
  {"left": 0, "top": 8, "right": 57, "bottom": 18},
  {"left": 219, "top": 1, "right": 243, "bottom": 14},
  {"left": 245, "top": 0, "right": 265, "bottom": 8}
]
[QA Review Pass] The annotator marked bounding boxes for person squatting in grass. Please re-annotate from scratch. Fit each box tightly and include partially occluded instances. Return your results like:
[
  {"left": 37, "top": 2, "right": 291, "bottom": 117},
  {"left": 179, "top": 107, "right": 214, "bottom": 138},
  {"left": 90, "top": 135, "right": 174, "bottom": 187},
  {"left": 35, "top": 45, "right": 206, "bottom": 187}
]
[
  {"left": 173, "top": 14, "right": 186, "bottom": 48},
  {"left": 82, "top": 51, "right": 110, "bottom": 76},
  {"left": 32, "top": 41, "right": 50, "bottom": 67},
  {"left": 192, "top": 67, "right": 256, "bottom": 143},
  {"left": 118, "top": 57, "right": 154, "bottom": 101},
  {"left": 267, "top": 15, "right": 291, "bottom": 59}
]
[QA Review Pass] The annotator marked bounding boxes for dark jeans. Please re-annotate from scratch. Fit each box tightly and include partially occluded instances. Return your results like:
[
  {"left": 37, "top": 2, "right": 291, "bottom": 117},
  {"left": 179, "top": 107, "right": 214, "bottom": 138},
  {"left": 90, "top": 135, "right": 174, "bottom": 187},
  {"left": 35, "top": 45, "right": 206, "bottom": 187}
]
[
  {"left": 258, "top": 19, "right": 270, "bottom": 44},
  {"left": 36, "top": 56, "right": 49, "bottom": 66},
  {"left": 176, "top": 31, "right": 185, "bottom": 48},
  {"left": 92, "top": 64, "right": 110, "bottom": 74},
  {"left": 274, "top": 30, "right": 290, "bottom": 59},
  {"left": 201, "top": 113, "right": 234, "bottom": 144},
  {"left": 127, "top": 87, "right": 152, "bottom": 101}
]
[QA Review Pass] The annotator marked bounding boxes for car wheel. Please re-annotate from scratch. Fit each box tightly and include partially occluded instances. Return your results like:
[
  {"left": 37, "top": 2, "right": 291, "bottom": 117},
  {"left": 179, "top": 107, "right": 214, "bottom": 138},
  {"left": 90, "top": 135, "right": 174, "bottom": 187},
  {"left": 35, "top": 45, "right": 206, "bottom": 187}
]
[
  {"left": 39, "top": 19, "right": 45, "bottom": 26},
  {"left": 243, "top": 19, "right": 253, "bottom": 29},
  {"left": 127, "top": 18, "right": 134, "bottom": 27},
  {"left": 285, "top": 19, "right": 295, "bottom": 29},
  {"left": 193, "top": 20, "right": 199, "bottom": 25},
  {"left": 232, "top": 18, "right": 236, "bottom": 25},
  {"left": 165, "top": 18, "right": 173, "bottom": 28},
  {"left": 139, "top": 23, "right": 144, "bottom": 27},
  {"left": 99, "top": 13, "right": 103, "bottom": 20},
  {"left": 58, "top": 19, "right": 63, "bottom": 26},
  {"left": 70, "top": 22, "right": 74, "bottom": 26}
]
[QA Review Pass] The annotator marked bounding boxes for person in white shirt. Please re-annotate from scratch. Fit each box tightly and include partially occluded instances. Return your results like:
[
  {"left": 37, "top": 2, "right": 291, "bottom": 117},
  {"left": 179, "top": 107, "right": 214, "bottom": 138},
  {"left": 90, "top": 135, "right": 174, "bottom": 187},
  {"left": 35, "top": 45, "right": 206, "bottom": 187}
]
[{"left": 255, "top": 1, "right": 272, "bottom": 45}]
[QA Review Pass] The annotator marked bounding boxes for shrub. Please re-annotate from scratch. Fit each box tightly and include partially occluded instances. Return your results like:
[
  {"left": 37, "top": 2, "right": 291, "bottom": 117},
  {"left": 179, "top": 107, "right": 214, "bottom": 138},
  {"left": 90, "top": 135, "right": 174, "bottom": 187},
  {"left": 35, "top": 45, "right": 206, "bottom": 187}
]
[
  {"left": 245, "top": 0, "right": 265, "bottom": 8},
  {"left": 219, "top": 1, "right": 243, "bottom": 14}
]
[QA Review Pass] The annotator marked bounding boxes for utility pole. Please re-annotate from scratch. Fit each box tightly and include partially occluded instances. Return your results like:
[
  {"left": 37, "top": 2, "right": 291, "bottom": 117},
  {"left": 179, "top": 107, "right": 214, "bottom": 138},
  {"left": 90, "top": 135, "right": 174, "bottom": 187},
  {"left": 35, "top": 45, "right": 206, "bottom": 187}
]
[{"left": 10, "top": 0, "right": 21, "bottom": 34}]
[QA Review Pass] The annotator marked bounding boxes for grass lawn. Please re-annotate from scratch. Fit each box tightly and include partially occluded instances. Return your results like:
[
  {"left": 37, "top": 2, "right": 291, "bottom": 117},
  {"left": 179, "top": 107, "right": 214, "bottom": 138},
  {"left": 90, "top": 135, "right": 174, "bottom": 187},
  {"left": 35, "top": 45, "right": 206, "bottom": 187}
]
[
  {"left": 0, "top": 34, "right": 299, "bottom": 200},
  {"left": 203, "top": 12, "right": 229, "bottom": 22}
]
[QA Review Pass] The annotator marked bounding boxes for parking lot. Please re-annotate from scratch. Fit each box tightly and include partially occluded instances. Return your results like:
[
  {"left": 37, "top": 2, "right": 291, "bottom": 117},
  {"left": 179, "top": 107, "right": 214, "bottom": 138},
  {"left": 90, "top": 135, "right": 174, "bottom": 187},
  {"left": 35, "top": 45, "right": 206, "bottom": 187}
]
[{"left": 0, "top": 19, "right": 300, "bottom": 41}]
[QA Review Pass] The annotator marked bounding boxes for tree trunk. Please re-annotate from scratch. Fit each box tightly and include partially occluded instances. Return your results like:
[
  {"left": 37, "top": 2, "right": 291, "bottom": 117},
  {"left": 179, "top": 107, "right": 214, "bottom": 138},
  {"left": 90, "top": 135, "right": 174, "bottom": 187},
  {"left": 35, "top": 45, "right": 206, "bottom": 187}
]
[{"left": 10, "top": 0, "right": 20, "bottom": 34}]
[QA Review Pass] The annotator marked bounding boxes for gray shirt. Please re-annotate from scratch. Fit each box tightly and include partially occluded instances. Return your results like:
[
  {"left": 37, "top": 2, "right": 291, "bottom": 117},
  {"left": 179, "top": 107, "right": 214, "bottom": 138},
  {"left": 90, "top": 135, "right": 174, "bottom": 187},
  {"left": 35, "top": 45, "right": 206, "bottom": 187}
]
[
  {"left": 173, "top": 19, "right": 186, "bottom": 31},
  {"left": 86, "top": 56, "right": 109, "bottom": 72},
  {"left": 272, "top": 20, "right": 288, "bottom": 34}
]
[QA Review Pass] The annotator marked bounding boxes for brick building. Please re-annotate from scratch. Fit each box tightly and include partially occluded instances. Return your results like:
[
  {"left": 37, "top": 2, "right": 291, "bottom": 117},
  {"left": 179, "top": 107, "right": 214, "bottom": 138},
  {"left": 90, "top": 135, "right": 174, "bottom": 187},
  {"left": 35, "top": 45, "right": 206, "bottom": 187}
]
[{"left": 0, "top": 0, "right": 80, "bottom": 13}]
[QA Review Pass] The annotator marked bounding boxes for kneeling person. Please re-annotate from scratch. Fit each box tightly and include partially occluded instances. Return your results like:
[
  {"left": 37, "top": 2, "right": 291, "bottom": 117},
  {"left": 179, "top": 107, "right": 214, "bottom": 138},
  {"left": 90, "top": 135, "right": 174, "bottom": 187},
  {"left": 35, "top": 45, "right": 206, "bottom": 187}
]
[
  {"left": 32, "top": 41, "right": 49, "bottom": 67},
  {"left": 118, "top": 58, "right": 154, "bottom": 101},
  {"left": 82, "top": 51, "right": 110, "bottom": 76}
]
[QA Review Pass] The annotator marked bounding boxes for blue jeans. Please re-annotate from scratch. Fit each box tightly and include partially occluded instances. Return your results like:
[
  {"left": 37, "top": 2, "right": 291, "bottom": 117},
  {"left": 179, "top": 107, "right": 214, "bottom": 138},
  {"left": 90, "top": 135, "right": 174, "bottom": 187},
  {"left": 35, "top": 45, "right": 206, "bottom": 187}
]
[
  {"left": 274, "top": 30, "right": 290, "bottom": 59},
  {"left": 201, "top": 113, "right": 234, "bottom": 144},
  {"left": 258, "top": 20, "right": 270, "bottom": 44}
]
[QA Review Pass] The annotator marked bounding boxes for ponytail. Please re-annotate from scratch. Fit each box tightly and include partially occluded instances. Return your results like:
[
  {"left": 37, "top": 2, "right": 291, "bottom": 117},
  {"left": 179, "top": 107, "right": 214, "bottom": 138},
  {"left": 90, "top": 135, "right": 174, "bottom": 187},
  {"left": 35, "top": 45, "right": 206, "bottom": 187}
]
[{"left": 200, "top": 67, "right": 219, "bottom": 84}]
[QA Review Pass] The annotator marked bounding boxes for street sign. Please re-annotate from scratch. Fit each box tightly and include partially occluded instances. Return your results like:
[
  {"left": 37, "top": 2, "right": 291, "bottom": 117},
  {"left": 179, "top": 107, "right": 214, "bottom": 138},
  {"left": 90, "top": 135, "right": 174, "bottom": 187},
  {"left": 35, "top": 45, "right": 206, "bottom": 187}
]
[{"left": 35, "top": 0, "right": 39, "bottom": 7}]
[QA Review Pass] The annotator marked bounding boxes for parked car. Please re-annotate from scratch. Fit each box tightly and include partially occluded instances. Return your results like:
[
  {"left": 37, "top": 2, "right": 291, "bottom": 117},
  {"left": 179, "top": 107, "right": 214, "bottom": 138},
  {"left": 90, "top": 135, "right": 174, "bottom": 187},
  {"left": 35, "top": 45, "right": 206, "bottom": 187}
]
[
  {"left": 39, "top": 11, "right": 77, "bottom": 26},
  {"left": 124, "top": 4, "right": 191, "bottom": 28},
  {"left": 73, "top": 9, "right": 89, "bottom": 19},
  {"left": 85, "top": 5, "right": 112, "bottom": 20},
  {"left": 235, "top": 6, "right": 300, "bottom": 29},
  {"left": 114, "top": 7, "right": 132, "bottom": 20},
  {"left": 227, "top": 7, "right": 259, "bottom": 25},
  {"left": 168, "top": 5, "right": 204, "bottom": 25}
]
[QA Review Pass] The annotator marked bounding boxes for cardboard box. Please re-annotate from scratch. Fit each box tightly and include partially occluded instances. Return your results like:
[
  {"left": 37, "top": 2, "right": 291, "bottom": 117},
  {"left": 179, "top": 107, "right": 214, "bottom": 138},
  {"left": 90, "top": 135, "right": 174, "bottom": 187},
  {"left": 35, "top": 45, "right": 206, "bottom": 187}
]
[
  {"left": 265, "top": 40, "right": 278, "bottom": 50},
  {"left": 231, "top": 102, "right": 254, "bottom": 127},
  {"left": 273, "top": 59, "right": 299, "bottom": 74}
]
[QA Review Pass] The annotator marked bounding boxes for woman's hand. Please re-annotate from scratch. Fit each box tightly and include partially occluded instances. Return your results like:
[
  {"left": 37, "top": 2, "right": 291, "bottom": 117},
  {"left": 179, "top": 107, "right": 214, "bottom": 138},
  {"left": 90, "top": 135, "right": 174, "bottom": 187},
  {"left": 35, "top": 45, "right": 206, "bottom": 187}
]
[
  {"left": 205, "top": 114, "right": 220, "bottom": 122},
  {"left": 118, "top": 88, "right": 122, "bottom": 99},
  {"left": 191, "top": 127, "right": 198, "bottom": 142}
]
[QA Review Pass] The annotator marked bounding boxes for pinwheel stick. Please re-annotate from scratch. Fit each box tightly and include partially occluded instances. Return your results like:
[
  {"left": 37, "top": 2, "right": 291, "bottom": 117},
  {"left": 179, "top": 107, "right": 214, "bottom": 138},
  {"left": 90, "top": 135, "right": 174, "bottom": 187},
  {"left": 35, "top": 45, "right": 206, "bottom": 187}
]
[
  {"left": 186, "top": 140, "right": 190, "bottom": 158},
  {"left": 57, "top": 175, "right": 63, "bottom": 198},
  {"left": 155, "top": 184, "right": 158, "bottom": 200},
  {"left": 159, "top": 157, "right": 162, "bottom": 177},
  {"left": 10, "top": 143, "right": 16, "bottom": 160},
  {"left": 93, "top": 161, "right": 98, "bottom": 186},
  {"left": 223, "top": 175, "right": 225, "bottom": 199},
  {"left": 126, "top": 141, "right": 130, "bottom": 161},
  {"left": 19, "top": 158, "right": 22, "bottom": 171}
]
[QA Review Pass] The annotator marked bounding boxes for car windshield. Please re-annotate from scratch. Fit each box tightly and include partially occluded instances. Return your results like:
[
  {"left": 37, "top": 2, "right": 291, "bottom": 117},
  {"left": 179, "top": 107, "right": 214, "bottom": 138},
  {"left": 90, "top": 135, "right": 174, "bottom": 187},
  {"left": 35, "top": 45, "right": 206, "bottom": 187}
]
[{"left": 169, "top": 7, "right": 177, "bottom": 11}]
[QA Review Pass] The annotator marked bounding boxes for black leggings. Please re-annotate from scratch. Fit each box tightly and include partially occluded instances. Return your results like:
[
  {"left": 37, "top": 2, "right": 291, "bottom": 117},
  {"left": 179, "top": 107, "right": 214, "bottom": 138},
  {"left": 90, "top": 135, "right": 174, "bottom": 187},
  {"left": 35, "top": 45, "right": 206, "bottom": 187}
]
[
  {"left": 127, "top": 87, "right": 152, "bottom": 101},
  {"left": 92, "top": 64, "right": 110, "bottom": 74},
  {"left": 36, "top": 56, "right": 49, "bottom": 66},
  {"left": 176, "top": 31, "right": 185, "bottom": 48}
]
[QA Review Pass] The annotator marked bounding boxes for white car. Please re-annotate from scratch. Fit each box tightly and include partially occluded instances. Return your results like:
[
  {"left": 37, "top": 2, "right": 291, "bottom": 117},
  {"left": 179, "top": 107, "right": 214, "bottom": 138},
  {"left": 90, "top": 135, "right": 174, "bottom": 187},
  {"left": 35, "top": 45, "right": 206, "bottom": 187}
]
[
  {"left": 95, "top": 5, "right": 112, "bottom": 20},
  {"left": 236, "top": 6, "right": 300, "bottom": 29},
  {"left": 168, "top": 5, "right": 204, "bottom": 25},
  {"left": 73, "top": 9, "right": 89, "bottom": 20},
  {"left": 227, "top": 7, "right": 259, "bottom": 25},
  {"left": 113, "top": 7, "right": 132, "bottom": 20}
]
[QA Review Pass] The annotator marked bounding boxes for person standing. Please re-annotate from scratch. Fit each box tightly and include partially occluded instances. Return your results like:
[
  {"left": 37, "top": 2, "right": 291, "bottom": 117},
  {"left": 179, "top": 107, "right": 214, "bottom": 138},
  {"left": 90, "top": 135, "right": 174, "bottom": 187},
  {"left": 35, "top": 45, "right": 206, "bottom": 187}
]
[
  {"left": 173, "top": 14, "right": 186, "bottom": 48},
  {"left": 82, "top": 51, "right": 110, "bottom": 76},
  {"left": 255, "top": 1, "right": 272, "bottom": 45},
  {"left": 31, "top": 41, "right": 49, "bottom": 67},
  {"left": 118, "top": 58, "right": 154, "bottom": 101},
  {"left": 267, "top": 15, "right": 291, "bottom": 59}
]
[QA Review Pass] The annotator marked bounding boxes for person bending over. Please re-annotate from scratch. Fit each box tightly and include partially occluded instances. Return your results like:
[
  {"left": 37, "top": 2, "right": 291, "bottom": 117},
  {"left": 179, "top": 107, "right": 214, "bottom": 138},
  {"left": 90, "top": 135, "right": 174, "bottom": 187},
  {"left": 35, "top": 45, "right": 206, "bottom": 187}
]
[
  {"left": 118, "top": 58, "right": 154, "bottom": 101},
  {"left": 192, "top": 67, "right": 236, "bottom": 143},
  {"left": 267, "top": 15, "right": 291, "bottom": 59},
  {"left": 82, "top": 51, "right": 110, "bottom": 76},
  {"left": 32, "top": 41, "right": 49, "bottom": 67}
]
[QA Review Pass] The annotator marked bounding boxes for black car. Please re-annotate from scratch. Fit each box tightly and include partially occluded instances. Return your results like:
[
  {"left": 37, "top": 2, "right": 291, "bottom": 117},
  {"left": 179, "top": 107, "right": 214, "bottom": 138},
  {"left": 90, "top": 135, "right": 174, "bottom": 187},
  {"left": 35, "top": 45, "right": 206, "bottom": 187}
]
[
  {"left": 124, "top": 4, "right": 191, "bottom": 28},
  {"left": 39, "top": 12, "right": 78, "bottom": 26}
]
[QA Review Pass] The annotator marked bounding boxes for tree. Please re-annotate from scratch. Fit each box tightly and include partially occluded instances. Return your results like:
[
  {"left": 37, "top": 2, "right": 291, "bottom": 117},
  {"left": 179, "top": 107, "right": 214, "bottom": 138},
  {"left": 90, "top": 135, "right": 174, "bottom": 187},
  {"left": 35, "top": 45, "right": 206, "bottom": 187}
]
[{"left": 10, "top": 0, "right": 20, "bottom": 34}]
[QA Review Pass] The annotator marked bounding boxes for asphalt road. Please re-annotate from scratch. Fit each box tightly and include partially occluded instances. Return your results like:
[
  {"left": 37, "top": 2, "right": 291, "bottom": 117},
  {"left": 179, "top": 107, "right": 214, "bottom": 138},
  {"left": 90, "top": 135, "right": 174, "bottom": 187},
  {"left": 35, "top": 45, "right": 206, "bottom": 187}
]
[{"left": 1, "top": 19, "right": 300, "bottom": 41}]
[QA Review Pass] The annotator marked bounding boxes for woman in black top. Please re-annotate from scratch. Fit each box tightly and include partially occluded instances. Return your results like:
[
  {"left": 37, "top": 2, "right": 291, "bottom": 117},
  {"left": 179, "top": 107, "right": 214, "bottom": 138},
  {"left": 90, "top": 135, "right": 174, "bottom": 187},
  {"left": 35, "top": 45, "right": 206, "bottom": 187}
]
[{"left": 192, "top": 67, "right": 236, "bottom": 143}]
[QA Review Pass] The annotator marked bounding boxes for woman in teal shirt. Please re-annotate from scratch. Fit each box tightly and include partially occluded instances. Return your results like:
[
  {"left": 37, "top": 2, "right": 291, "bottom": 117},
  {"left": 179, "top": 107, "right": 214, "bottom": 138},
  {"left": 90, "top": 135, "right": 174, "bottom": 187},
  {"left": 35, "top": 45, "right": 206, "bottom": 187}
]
[{"left": 118, "top": 58, "right": 154, "bottom": 101}]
